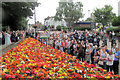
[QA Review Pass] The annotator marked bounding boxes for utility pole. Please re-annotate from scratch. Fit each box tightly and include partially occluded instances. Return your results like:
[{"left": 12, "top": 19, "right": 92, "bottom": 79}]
[{"left": 34, "top": 7, "right": 37, "bottom": 39}]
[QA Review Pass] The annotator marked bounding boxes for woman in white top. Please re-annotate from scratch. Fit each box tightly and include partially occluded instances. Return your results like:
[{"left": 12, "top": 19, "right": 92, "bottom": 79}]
[
  {"left": 106, "top": 50, "right": 114, "bottom": 72},
  {"left": 5, "top": 31, "right": 11, "bottom": 45}
]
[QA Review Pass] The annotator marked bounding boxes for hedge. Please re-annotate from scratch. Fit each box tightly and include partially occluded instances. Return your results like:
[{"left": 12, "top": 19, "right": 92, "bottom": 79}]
[
  {"left": 73, "top": 26, "right": 91, "bottom": 31},
  {"left": 56, "top": 25, "right": 62, "bottom": 31},
  {"left": 106, "top": 26, "right": 120, "bottom": 36},
  {"left": 106, "top": 26, "right": 120, "bottom": 33}
]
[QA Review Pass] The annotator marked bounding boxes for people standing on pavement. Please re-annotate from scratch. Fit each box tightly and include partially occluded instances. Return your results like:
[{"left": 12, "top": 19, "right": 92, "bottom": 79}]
[
  {"left": 112, "top": 31, "right": 115, "bottom": 38},
  {"left": 70, "top": 40, "right": 74, "bottom": 56},
  {"left": 0, "top": 32, "right": 2, "bottom": 45},
  {"left": 67, "top": 38, "right": 71, "bottom": 54},
  {"left": 106, "top": 50, "right": 114, "bottom": 72},
  {"left": 79, "top": 40, "right": 85, "bottom": 62},
  {"left": 92, "top": 45, "right": 98, "bottom": 64},
  {"left": 90, "top": 43, "right": 94, "bottom": 64},
  {"left": 85, "top": 45, "right": 91, "bottom": 64},
  {"left": 111, "top": 38, "right": 116, "bottom": 48},
  {"left": 109, "top": 31, "right": 112, "bottom": 42},
  {"left": 113, "top": 47, "right": 119, "bottom": 75},
  {"left": 2, "top": 31, "right": 5, "bottom": 45},
  {"left": 11, "top": 31, "right": 16, "bottom": 42},
  {"left": 5, "top": 31, "right": 11, "bottom": 45},
  {"left": 93, "top": 48, "right": 100, "bottom": 66},
  {"left": 73, "top": 41, "right": 78, "bottom": 56},
  {"left": 112, "top": 44, "right": 116, "bottom": 53},
  {"left": 118, "top": 32, "right": 120, "bottom": 42},
  {"left": 99, "top": 46, "right": 107, "bottom": 69},
  {"left": 59, "top": 39, "right": 63, "bottom": 52}
]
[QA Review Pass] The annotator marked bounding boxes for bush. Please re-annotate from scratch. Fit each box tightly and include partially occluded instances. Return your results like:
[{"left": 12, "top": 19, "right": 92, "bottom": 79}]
[
  {"left": 73, "top": 26, "right": 91, "bottom": 31},
  {"left": 106, "top": 26, "right": 120, "bottom": 33},
  {"left": 106, "top": 26, "right": 120, "bottom": 36},
  {"left": 56, "top": 25, "right": 62, "bottom": 31}
]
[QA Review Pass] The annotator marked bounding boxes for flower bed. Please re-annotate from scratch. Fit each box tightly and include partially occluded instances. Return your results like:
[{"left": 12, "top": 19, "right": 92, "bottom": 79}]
[{"left": 1, "top": 38, "right": 119, "bottom": 79}]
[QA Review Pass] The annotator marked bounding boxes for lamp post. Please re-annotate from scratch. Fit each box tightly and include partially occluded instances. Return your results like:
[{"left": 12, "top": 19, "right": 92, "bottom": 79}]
[
  {"left": 33, "top": 6, "right": 37, "bottom": 39},
  {"left": 33, "top": 25, "right": 37, "bottom": 39}
]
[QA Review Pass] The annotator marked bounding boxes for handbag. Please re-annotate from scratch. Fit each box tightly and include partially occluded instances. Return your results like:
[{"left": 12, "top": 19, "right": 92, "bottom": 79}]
[{"left": 98, "top": 60, "right": 103, "bottom": 65}]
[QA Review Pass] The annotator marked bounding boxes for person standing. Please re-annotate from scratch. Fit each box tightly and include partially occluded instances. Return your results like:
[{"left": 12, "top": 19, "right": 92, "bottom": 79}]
[
  {"left": 85, "top": 45, "right": 91, "bottom": 64},
  {"left": 0, "top": 32, "right": 2, "bottom": 45},
  {"left": 5, "top": 31, "right": 11, "bottom": 45},
  {"left": 67, "top": 38, "right": 71, "bottom": 54},
  {"left": 2, "top": 31, "right": 5, "bottom": 45},
  {"left": 70, "top": 40, "right": 74, "bottom": 56},
  {"left": 99, "top": 46, "right": 107, "bottom": 69},
  {"left": 90, "top": 43, "right": 94, "bottom": 64},
  {"left": 112, "top": 31, "right": 115, "bottom": 38},
  {"left": 109, "top": 31, "right": 112, "bottom": 42},
  {"left": 59, "top": 39, "right": 63, "bottom": 52},
  {"left": 113, "top": 48, "right": 119, "bottom": 75},
  {"left": 118, "top": 32, "right": 120, "bottom": 42},
  {"left": 93, "top": 48, "right": 100, "bottom": 66},
  {"left": 106, "top": 50, "right": 114, "bottom": 72},
  {"left": 92, "top": 45, "right": 98, "bottom": 64},
  {"left": 97, "top": 35, "right": 100, "bottom": 47},
  {"left": 73, "top": 41, "right": 78, "bottom": 56},
  {"left": 78, "top": 41, "right": 85, "bottom": 61}
]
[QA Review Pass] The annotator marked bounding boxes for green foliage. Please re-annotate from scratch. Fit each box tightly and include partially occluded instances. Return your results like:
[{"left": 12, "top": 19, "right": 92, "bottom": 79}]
[
  {"left": 54, "top": 1, "right": 83, "bottom": 27},
  {"left": 73, "top": 26, "right": 91, "bottom": 31},
  {"left": 63, "top": 26, "right": 68, "bottom": 32},
  {"left": 93, "top": 5, "right": 115, "bottom": 27},
  {"left": 112, "top": 16, "right": 120, "bottom": 26},
  {"left": 56, "top": 25, "right": 62, "bottom": 31},
  {"left": 2, "top": 26, "right": 8, "bottom": 31},
  {"left": 2, "top": 2, "right": 40, "bottom": 30},
  {"left": 85, "top": 18, "right": 94, "bottom": 22},
  {"left": 106, "top": 27, "right": 120, "bottom": 35}
]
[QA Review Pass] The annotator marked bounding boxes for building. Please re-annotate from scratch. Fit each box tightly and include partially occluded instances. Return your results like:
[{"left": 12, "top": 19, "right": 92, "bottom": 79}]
[
  {"left": 44, "top": 16, "right": 67, "bottom": 30},
  {"left": 118, "top": 1, "right": 120, "bottom": 16}
]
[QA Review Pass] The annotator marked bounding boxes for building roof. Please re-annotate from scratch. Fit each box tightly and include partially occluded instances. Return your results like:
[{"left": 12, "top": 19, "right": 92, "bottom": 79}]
[
  {"left": 44, "top": 16, "right": 54, "bottom": 20},
  {"left": 74, "top": 22, "right": 92, "bottom": 25}
]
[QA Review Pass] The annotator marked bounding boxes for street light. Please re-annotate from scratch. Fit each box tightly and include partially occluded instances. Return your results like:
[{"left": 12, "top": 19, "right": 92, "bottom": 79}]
[{"left": 33, "top": 24, "right": 37, "bottom": 39}]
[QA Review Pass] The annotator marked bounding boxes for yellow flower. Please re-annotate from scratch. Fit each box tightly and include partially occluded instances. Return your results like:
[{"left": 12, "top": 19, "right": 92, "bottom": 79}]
[
  {"left": 105, "top": 76, "right": 110, "bottom": 79},
  {"left": 43, "top": 65, "right": 46, "bottom": 68},
  {"left": 3, "top": 69, "right": 8, "bottom": 73},
  {"left": 103, "top": 69, "right": 107, "bottom": 72},
  {"left": 17, "top": 70, "right": 20, "bottom": 73}
]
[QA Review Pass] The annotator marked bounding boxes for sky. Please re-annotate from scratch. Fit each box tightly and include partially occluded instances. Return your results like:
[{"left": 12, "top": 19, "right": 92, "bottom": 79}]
[{"left": 28, "top": 0, "right": 120, "bottom": 24}]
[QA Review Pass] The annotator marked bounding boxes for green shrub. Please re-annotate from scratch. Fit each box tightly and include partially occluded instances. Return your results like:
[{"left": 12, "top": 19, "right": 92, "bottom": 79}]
[
  {"left": 106, "top": 26, "right": 120, "bottom": 36},
  {"left": 73, "top": 26, "right": 91, "bottom": 31},
  {"left": 56, "top": 25, "right": 62, "bottom": 31},
  {"left": 63, "top": 26, "right": 68, "bottom": 32},
  {"left": 106, "top": 26, "right": 120, "bottom": 33}
]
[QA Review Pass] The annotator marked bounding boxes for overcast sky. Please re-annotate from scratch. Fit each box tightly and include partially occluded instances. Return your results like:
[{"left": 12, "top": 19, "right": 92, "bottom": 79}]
[{"left": 28, "top": 0, "right": 120, "bottom": 24}]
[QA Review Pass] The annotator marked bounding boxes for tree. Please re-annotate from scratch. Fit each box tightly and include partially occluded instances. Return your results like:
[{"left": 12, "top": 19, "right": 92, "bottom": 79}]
[
  {"left": 85, "top": 18, "right": 93, "bottom": 22},
  {"left": 112, "top": 16, "right": 120, "bottom": 26},
  {"left": 93, "top": 5, "right": 115, "bottom": 29},
  {"left": 54, "top": 1, "right": 83, "bottom": 27},
  {"left": 2, "top": 2, "right": 39, "bottom": 30}
]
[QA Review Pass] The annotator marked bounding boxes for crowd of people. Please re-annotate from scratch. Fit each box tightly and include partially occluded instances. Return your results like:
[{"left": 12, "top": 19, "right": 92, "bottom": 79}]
[
  {"left": 0, "top": 31, "right": 26, "bottom": 45},
  {"left": 0, "top": 29, "right": 120, "bottom": 75},
  {"left": 46, "top": 30, "right": 119, "bottom": 75}
]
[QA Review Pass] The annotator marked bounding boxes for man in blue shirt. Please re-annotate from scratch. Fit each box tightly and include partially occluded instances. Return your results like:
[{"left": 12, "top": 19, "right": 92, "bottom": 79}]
[{"left": 113, "top": 47, "right": 119, "bottom": 75}]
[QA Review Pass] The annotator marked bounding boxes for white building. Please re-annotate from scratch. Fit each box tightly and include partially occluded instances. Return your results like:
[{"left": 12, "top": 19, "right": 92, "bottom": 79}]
[
  {"left": 118, "top": 1, "right": 120, "bottom": 16},
  {"left": 44, "top": 16, "right": 67, "bottom": 30}
]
